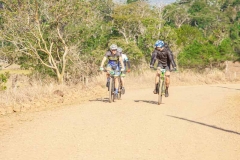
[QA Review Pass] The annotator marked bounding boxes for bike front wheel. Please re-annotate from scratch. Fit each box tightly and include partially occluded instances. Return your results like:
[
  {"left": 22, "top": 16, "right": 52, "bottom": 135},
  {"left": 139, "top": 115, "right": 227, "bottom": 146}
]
[
  {"left": 118, "top": 77, "right": 122, "bottom": 100},
  {"left": 109, "top": 77, "right": 114, "bottom": 103},
  {"left": 158, "top": 80, "right": 163, "bottom": 105}
]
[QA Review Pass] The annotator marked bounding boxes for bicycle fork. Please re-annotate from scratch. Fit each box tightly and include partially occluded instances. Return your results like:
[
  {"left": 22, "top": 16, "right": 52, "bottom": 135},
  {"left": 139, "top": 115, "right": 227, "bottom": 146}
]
[{"left": 158, "top": 74, "right": 165, "bottom": 95}]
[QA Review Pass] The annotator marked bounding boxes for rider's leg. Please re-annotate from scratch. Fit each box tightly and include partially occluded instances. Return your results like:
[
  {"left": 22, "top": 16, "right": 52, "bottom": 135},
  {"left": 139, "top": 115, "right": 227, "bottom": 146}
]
[
  {"left": 115, "top": 77, "right": 119, "bottom": 90},
  {"left": 165, "top": 71, "right": 171, "bottom": 97},
  {"left": 153, "top": 71, "right": 160, "bottom": 94},
  {"left": 121, "top": 77, "right": 124, "bottom": 87},
  {"left": 106, "top": 74, "right": 110, "bottom": 87},
  {"left": 106, "top": 65, "right": 112, "bottom": 87},
  {"left": 154, "top": 63, "right": 163, "bottom": 94},
  {"left": 121, "top": 76, "right": 125, "bottom": 94},
  {"left": 155, "top": 72, "right": 160, "bottom": 85},
  {"left": 114, "top": 77, "right": 119, "bottom": 98},
  {"left": 165, "top": 72, "right": 170, "bottom": 87},
  {"left": 114, "top": 67, "right": 120, "bottom": 95}
]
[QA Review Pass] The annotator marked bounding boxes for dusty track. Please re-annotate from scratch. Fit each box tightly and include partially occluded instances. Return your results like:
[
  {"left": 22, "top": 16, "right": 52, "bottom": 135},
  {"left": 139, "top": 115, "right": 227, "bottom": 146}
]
[{"left": 0, "top": 84, "right": 240, "bottom": 160}]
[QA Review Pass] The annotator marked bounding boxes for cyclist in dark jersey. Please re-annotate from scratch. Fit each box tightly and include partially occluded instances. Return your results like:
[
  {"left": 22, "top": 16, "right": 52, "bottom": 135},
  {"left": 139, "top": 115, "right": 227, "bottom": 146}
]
[
  {"left": 100, "top": 44, "right": 125, "bottom": 97},
  {"left": 150, "top": 40, "right": 177, "bottom": 97}
]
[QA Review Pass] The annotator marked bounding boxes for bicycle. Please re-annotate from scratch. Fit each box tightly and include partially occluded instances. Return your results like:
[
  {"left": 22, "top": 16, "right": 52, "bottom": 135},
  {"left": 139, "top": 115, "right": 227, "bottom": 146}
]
[
  {"left": 153, "top": 68, "right": 176, "bottom": 105},
  {"left": 102, "top": 68, "right": 122, "bottom": 103},
  {"left": 156, "top": 68, "right": 166, "bottom": 105}
]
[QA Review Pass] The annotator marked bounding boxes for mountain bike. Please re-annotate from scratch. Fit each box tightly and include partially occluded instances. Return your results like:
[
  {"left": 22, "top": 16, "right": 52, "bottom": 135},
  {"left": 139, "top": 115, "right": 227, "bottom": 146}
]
[
  {"left": 153, "top": 68, "right": 176, "bottom": 105},
  {"left": 102, "top": 68, "right": 122, "bottom": 103},
  {"left": 156, "top": 68, "right": 166, "bottom": 105}
]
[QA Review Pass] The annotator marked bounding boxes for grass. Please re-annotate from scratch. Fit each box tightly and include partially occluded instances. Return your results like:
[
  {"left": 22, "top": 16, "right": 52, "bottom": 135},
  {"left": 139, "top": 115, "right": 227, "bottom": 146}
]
[
  {"left": 0, "top": 69, "right": 31, "bottom": 75},
  {"left": 0, "top": 66, "right": 240, "bottom": 115},
  {"left": 124, "top": 68, "right": 240, "bottom": 88},
  {"left": 0, "top": 73, "right": 105, "bottom": 115}
]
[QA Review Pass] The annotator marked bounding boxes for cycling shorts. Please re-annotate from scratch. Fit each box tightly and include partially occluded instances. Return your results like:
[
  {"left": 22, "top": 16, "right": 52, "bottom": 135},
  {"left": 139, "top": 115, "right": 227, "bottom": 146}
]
[
  {"left": 106, "top": 64, "right": 121, "bottom": 76},
  {"left": 157, "top": 63, "right": 170, "bottom": 75}
]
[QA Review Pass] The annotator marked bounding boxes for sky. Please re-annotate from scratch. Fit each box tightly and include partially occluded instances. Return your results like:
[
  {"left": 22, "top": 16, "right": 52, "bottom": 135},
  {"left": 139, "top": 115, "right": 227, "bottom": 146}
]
[
  {"left": 149, "top": 0, "right": 176, "bottom": 4},
  {"left": 114, "top": 0, "right": 176, "bottom": 5}
]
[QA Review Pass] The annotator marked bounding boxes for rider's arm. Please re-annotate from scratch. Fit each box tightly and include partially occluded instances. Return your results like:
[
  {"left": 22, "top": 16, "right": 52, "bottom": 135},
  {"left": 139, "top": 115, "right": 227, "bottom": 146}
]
[
  {"left": 126, "top": 60, "right": 131, "bottom": 69},
  {"left": 166, "top": 50, "right": 176, "bottom": 68},
  {"left": 119, "top": 56, "right": 124, "bottom": 69},
  {"left": 124, "top": 54, "right": 131, "bottom": 69},
  {"left": 150, "top": 50, "right": 157, "bottom": 66},
  {"left": 168, "top": 49, "right": 176, "bottom": 67},
  {"left": 100, "top": 57, "right": 107, "bottom": 68}
]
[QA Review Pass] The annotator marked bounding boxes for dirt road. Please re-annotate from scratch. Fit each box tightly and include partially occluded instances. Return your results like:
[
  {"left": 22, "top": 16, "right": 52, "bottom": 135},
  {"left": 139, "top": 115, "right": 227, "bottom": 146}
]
[{"left": 0, "top": 84, "right": 240, "bottom": 160}]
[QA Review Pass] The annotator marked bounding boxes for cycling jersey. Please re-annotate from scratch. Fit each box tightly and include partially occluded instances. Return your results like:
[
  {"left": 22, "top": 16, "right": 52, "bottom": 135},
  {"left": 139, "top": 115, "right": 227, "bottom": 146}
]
[
  {"left": 150, "top": 48, "right": 176, "bottom": 68},
  {"left": 119, "top": 53, "right": 131, "bottom": 69},
  {"left": 122, "top": 54, "right": 128, "bottom": 62},
  {"left": 105, "top": 51, "right": 121, "bottom": 67}
]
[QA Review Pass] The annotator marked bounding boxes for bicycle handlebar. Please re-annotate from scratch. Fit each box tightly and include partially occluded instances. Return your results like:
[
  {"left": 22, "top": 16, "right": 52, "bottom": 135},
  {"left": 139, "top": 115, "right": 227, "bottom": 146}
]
[{"left": 150, "top": 67, "right": 177, "bottom": 72}]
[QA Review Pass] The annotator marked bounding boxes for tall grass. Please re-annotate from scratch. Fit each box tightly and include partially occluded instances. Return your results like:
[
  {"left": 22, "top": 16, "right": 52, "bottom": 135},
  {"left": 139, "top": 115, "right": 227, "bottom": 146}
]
[
  {"left": 0, "top": 67, "right": 240, "bottom": 115},
  {"left": 125, "top": 68, "right": 240, "bottom": 88}
]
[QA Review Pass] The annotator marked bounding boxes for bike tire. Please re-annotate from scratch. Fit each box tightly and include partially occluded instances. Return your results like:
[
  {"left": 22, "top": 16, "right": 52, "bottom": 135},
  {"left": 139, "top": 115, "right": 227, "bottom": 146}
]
[
  {"left": 112, "top": 77, "right": 115, "bottom": 102},
  {"left": 158, "top": 79, "right": 162, "bottom": 105},
  {"left": 109, "top": 77, "right": 113, "bottom": 103},
  {"left": 117, "top": 77, "right": 121, "bottom": 100}
]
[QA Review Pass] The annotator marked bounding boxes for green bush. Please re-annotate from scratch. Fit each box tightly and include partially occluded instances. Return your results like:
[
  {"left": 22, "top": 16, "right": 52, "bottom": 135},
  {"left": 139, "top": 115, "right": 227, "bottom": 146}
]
[
  {"left": 178, "top": 41, "right": 221, "bottom": 68},
  {"left": 0, "top": 72, "right": 10, "bottom": 91},
  {"left": 108, "top": 38, "right": 144, "bottom": 66}
]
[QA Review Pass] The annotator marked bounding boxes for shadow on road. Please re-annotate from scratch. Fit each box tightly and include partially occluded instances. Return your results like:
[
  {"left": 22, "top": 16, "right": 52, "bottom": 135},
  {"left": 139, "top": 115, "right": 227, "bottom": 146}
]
[
  {"left": 167, "top": 115, "right": 240, "bottom": 136},
  {"left": 212, "top": 86, "right": 240, "bottom": 91},
  {"left": 89, "top": 98, "right": 109, "bottom": 103},
  {"left": 134, "top": 100, "right": 159, "bottom": 105}
]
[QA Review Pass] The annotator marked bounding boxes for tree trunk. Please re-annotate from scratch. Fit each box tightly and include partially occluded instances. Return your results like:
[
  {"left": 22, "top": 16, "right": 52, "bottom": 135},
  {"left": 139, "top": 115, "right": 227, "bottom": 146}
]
[
  {"left": 56, "top": 69, "right": 64, "bottom": 84},
  {"left": 57, "top": 73, "right": 64, "bottom": 84}
]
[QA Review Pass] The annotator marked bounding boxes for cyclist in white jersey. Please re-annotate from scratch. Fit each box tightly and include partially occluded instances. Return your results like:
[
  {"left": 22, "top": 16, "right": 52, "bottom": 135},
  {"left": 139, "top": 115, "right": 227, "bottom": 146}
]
[{"left": 118, "top": 47, "right": 131, "bottom": 94}]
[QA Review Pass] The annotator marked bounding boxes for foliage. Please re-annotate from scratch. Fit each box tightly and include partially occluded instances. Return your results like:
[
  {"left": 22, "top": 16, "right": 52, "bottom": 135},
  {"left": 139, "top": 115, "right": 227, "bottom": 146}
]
[
  {"left": 0, "top": 0, "right": 239, "bottom": 82},
  {"left": 178, "top": 41, "right": 219, "bottom": 68},
  {"left": 0, "top": 72, "right": 9, "bottom": 90},
  {"left": 0, "top": 0, "right": 107, "bottom": 83},
  {"left": 109, "top": 38, "right": 144, "bottom": 65},
  {"left": 176, "top": 25, "right": 204, "bottom": 46}
]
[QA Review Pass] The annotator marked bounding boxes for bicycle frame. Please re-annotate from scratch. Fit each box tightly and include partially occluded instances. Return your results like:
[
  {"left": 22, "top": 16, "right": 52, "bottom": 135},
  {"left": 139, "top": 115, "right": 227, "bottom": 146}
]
[
  {"left": 104, "top": 69, "right": 121, "bottom": 103},
  {"left": 157, "top": 69, "right": 166, "bottom": 105}
]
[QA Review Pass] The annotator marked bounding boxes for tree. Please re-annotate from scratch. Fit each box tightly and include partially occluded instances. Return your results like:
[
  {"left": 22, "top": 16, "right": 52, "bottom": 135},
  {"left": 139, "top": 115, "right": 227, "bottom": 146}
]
[
  {"left": 112, "top": 1, "right": 161, "bottom": 44},
  {"left": 178, "top": 41, "right": 221, "bottom": 69},
  {"left": 0, "top": 0, "right": 104, "bottom": 83},
  {"left": 176, "top": 25, "right": 204, "bottom": 47},
  {"left": 127, "top": 0, "right": 138, "bottom": 4},
  {"left": 163, "top": 2, "right": 190, "bottom": 28},
  {"left": 127, "top": 0, "right": 148, "bottom": 4}
]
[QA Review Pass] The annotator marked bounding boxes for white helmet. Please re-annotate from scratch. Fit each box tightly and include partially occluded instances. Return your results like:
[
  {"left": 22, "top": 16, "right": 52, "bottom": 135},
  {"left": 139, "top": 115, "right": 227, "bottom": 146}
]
[
  {"left": 110, "top": 44, "right": 118, "bottom": 50},
  {"left": 117, "top": 47, "right": 123, "bottom": 53}
]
